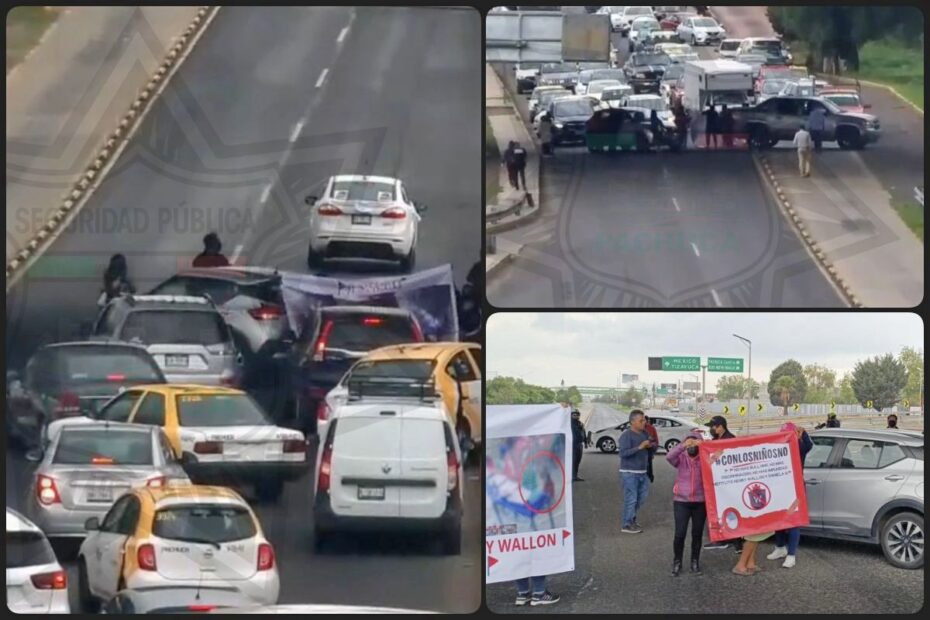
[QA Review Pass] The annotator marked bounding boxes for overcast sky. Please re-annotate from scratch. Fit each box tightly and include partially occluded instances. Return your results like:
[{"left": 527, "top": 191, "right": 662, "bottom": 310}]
[{"left": 487, "top": 313, "right": 923, "bottom": 388}]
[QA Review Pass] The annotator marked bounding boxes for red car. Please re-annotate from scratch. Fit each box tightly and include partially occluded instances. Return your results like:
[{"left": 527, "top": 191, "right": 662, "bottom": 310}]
[
  {"left": 660, "top": 13, "right": 694, "bottom": 31},
  {"left": 819, "top": 88, "right": 871, "bottom": 114}
]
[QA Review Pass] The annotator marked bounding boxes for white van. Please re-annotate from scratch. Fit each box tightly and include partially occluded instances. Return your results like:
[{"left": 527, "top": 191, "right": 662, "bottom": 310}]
[{"left": 311, "top": 378, "right": 464, "bottom": 555}]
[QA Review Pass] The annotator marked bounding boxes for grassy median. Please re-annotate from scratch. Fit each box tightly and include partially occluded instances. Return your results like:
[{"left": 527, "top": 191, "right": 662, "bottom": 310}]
[
  {"left": 7, "top": 6, "right": 61, "bottom": 73},
  {"left": 893, "top": 200, "right": 924, "bottom": 242},
  {"left": 485, "top": 115, "right": 501, "bottom": 204},
  {"left": 852, "top": 39, "right": 924, "bottom": 110}
]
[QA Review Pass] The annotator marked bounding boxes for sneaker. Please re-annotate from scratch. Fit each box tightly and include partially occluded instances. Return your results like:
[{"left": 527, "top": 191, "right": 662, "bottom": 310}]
[
  {"left": 782, "top": 555, "right": 796, "bottom": 569},
  {"left": 515, "top": 593, "right": 531, "bottom": 606},
  {"left": 621, "top": 524, "right": 643, "bottom": 534},
  {"left": 767, "top": 547, "right": 788, "bottom": 561},
  {"left": 702, "top": 541, "right": 729, "bottom": 550},
  {"left": 530, "top": 591, "right": 561, "bottom": 606}
]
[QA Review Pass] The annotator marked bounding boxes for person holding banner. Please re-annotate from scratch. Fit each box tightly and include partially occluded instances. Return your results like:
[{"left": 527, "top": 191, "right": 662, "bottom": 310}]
[
  {"left": 702, "top": 416, "right": 738, "bottom": 552},
  {"left": 514, "top": 577, "right": 560, "bottom": 607},
  {"left": 666, "top": 430, "right": 707, "bottom": 576},
  {"left": 766, "top": 422, "right": 814, "bottom": 569},
  {"left": 570, "top": 409, "right": 589, "bottom": 482},
  {"left": 618, "top": 410, "right": 656, "bottom": 533}
]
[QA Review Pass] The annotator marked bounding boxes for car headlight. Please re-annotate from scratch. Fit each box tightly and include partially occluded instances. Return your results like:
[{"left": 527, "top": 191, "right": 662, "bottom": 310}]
[
  {"left": 553, "top": 121, "right": 564, "bottom": 129},
  {"left": 636, "top": 72, "right": 646, "bottom": 78}
]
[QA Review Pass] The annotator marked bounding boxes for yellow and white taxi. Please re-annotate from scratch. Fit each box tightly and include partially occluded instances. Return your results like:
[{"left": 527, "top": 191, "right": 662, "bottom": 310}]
[
  {"left": 77, "top": 485, "right": 279, "bottom": 610},
  {"left": 95, "top": 385, "right": 308, "bottom": 502}
]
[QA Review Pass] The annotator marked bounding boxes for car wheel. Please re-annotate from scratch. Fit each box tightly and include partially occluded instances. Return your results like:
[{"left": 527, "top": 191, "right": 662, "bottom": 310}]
[
  {"left": 78, "top": 558, "right": 99, "bottom": 613},
  {"left": 399, "top": 247, "right": 416, "bottom": 273},
  {"left": 881, "top": 512, "right": 924, "bottom": 569},
  {"left": 665, "top": 438, "right": 681, "bottom": 451},
  {"left": 441, "top": 522, "right": 462, "bottom": 555},
  {"left": 837, "top": 127, "right": 864, "bottom": 150},
  {"left": 306, "top": 245, "right": 324, "bottom": 270},
  {"left": 597, "top": 437, "right": 617, "bottom": 453},
  {"left": 255, "top": 479, "right": 285, "bottom": 503},
  {"left": 635, "top": 131, "right": 650, "bottom": 152},
  {"left": 749, "top": 125, "right": 772, "bottom": 150}
]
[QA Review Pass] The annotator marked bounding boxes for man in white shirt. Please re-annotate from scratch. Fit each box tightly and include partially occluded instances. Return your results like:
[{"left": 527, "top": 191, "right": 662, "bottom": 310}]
[{"left": 792, "top": 123, "right": 813, "bottom": 177}]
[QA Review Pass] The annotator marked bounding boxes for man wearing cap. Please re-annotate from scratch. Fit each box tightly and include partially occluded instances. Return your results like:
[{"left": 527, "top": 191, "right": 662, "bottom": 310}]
[
  {"left": 702, "top": 415, "right": 739, "bottom": 551},
  {"left": 570, "top": 409, "right": 589, "bottom": 482},
  {"left": 816, "top": 412, "right": 841, "bottom": 429}
]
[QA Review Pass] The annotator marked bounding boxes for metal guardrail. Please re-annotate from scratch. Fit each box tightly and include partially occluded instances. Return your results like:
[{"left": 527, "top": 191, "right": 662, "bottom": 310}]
[{"left": 915, "top": 186, "right": 924, "bottom": 207}]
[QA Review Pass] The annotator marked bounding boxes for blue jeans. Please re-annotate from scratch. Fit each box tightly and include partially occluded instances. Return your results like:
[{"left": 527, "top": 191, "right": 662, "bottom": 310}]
[
  {"left": 774, "top": 527, "right": 801, "bottom": 555},
  {"left": 515, "top": 576, "right": 546, "bottom": 595},
  {"left": 620, "top": 471, "right": 650, "bottom": 526}
]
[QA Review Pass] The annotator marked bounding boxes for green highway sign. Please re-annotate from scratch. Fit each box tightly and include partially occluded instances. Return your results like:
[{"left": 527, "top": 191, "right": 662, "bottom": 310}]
[
  {"left": 707, "top": 357, "right": 744, "bottom": 373},
  {"left": 660, "top": 356, "right": 701, "bottom": 371}
]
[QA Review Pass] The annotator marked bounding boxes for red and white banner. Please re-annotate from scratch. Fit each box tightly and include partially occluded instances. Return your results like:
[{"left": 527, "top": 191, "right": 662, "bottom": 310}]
[
  {"left": 485, "top": 404, "right": 575, "bottom": 583},
  {"left": 701, "top": 431, "right": 809, "bottom": 542}
]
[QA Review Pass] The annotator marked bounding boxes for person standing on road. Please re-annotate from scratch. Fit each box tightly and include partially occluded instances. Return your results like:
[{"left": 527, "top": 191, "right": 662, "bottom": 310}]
[
  {"left": 667, "top": 430, "right": 707, "bottom": 576},
  {"left": 539, "top": 113, "right": 554, "bottom": 157},
  {"left": 702, "top": 415, "right": 740, "bottom": 552},
  {"left": 193, "top": 232, "right": 230, "bottom": 268},
  {"left": 502, "top": 140, "right": 520, "bottom": 190},
  {"left": 649, "top": 109, "right": 663, "bottom": 150},
  {"left": 887, "top": 414, "right": 899, "bottom": 429},
  {"left": 704, "top": 102, "right": 719, "bottom": 149},
  {"left": 816, "top": 412, "right": 841, "bottom": 429},
  {"left": 512, "top": 141, "right": 528, "bottom": 192},
  {"left": 100, "top": 253, "right": 135, "bottom": 306},
  {"left": 733, "top": 530, "right": 773, "bottom": 576},
  {"left": 571, "top": 409, "right": 589, "bottom": 482},
  {"left": 644, "top": 416, "right": 660, "bottom": 483},
  {"left": 719, "top": 104, "right": 734, "bottom": 148},
  {"left": 514, "top": 576, "right": 560, "bottom": 607},
  {"left": 618, "top": 409, "right": 656, "bottom": 533},
  {"left": 793, "top": 123, "right": 813, "bottom": 177},
  {"left": 808, "top": 104, "right": 827, "bottom": 151},
  {"left": 767, "top": 422, "right": 814, "bottom": 568}
]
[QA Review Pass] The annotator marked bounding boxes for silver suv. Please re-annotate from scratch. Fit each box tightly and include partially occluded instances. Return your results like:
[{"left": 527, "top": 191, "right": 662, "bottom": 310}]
[
  {"left": 804, "top": 429, "right": 923, "bottom": 569},
  {"left": 92, "top": 295, "right": 241, "bottom": 386}
]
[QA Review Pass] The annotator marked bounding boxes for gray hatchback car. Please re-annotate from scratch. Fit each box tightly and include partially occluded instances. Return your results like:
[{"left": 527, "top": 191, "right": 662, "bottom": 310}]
[
  {"left": 804, "top": 429, "right": 923, "bottom": 569},
  {"left": 26, "top": 422, "right": 189, "bottom": 539},
  {"left": 92, "top": 295, "right": 242, "bottom": 386}
]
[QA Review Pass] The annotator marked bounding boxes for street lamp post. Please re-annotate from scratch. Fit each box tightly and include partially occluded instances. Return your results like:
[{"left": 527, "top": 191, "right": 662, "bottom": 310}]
[
  {"left": 733, "top": 333, "right": 752, "bottom": 435},
  {"left": 701, "top": 364, "right": 707, "bottom": 409}
]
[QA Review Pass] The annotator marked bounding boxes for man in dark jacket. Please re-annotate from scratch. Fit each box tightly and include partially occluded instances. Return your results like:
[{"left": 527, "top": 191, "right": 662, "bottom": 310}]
[
  {"left": 570, "top": 409, "right": 589, "bottom": 482},
  {"left": 193, "top": 232, "right": 230, "bottom": 268},
  {"left": 502, "top": 141, "right": 519, "bottom": 190},
  {"left": 816, "top": 412, "right": 841, "bottom": 429},
  {"left": 618, "top": 409, "right": 656, "bottom": 533},
  {"left": 702, "top": 415, "right": 738, "bottom": 550},
  {"left": 512, "top": 141, "right": 528, "bottom": 191}
]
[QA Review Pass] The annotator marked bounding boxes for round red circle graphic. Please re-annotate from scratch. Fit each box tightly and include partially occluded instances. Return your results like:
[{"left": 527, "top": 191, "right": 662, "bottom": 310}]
[
  {"left": 742, "top": 481, "right": 772, "bottom": 511},
  {"left": 517, "top": 450, "right": 566, "bottom": 515}
]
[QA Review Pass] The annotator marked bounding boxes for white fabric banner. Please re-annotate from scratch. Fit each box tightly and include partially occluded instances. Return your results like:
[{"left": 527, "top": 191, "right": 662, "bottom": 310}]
[{"left": 485, "top": 404, "right": 575, "bottom": 584}]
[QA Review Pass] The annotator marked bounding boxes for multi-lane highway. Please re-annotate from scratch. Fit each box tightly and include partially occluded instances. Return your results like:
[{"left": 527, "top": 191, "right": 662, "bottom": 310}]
[
  {"left": 487, "top": 28, "right": 846, "bottom": 308},
  {"left": 5, "top": 6, "right": 480, "bottom": 613}
]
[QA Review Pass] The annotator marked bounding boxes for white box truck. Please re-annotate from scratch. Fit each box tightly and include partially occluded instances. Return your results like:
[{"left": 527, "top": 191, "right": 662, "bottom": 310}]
[{"left": 682, "top": 59, "right": 754, "bottom": 114}]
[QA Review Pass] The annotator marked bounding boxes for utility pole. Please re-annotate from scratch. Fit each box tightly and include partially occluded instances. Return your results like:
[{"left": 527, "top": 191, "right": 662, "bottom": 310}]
[
  {"left": 733, "top": 334, "right": 752, "bottom": 435},
  {"left": 701, "top": 365, "right": 707, "bottom": 406}
]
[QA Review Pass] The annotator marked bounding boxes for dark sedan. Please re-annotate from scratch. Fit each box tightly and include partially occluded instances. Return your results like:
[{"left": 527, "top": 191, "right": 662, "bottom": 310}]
[
  {"left": 547, "top": 97, "right": 598, "bottom": 145},
  {"left": 623, "top": 52, "right": 672, "bottom": 93}
]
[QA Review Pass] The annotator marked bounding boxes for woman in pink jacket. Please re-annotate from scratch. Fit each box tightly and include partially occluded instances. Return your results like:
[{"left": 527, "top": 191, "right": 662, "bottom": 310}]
[{"left": 666, "top": 429, "right": 706, "bottom": 576}]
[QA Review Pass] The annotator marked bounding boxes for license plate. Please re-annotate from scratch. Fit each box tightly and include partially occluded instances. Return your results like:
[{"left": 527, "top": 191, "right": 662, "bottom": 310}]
[
  {"left": 165, "top": 354, "right": 189, "bottom": 368},
  {"left": 357, "top": 485, "right": 385, "bottom": 500},
  {"left": 86, "top": 487, "right": 113, "bottom": 502},
  {"left": 351, "top": 214, "right": 372, "bottom": 225}
]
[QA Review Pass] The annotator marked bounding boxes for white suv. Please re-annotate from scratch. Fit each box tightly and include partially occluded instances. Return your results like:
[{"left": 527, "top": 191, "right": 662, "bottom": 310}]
[
  {"left": 6, "top": 508, "right": 70, "bottom": 613},
  {"left": 312, "top": 377, "right": 464, "bottom": 555}
]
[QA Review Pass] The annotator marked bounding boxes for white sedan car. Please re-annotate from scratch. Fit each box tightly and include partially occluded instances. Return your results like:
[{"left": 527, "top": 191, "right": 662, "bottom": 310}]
[
  {"left": 588, "top": 414, "right": 711, "bottom": 453},
  {"left": 677, "top": 15, "right": 726, "bottom": 46},
  {"left": 306, "top": 175, "right": 426, "bottom": 272},
  {"left": 6, "top": 508, "right": 70, "bottom": 614}
]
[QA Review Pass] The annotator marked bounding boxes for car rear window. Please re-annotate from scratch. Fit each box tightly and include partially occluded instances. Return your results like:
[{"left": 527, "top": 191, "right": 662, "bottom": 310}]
[
  {"left": 53, "top": 429, "right": 153, "bottom": 465},
  {"left": 175, "top": 394, "right": 268, "bottom": 427},
  {"left": 153, "top": 278, "right": 239, "bottom": 305},
  {"left": 153, "top": 505, "right": 255, "bottom": 544},
  {"left": 323, "top": 314, "right": 418, "bottom": 351},
  {"left": 122, "top": 310, "right": 228, "bottom": 346},
  {"left": 331, "top": 180, "right": 395, "bottom": 202},
  {"left": 824, "top": 94, "right": 860, "bottom": 107},
  {"left": 5, "top": 531, "right": 57, "bottom": 568},
  {"left": 347, "top": 360, "right": 436, "bottom": 398},
  {"left": 53, "top": 347, "right": 164, "bottom": 384},
  {"left": 720, "top": 40, "right": 740, "bottom": 50},
  {"left": 554, "top": 100, "right": 595, "bottom": 117}
]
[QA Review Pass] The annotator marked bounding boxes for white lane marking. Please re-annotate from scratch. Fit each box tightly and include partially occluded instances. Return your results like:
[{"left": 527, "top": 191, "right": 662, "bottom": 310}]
[
  {"left": 672, "top": 197, "right": 681, "bottom": 212},
  {"left": 289, "top": 119, "right": 305, "bottom": 143},
  {"left": 315, "top": 68, "right": 329, "bottom": 88},
  {"left": 711, "top": 289, "right": 723, "bottom": 307},
  {"left": 337, "top": 26, "right": 349, "bottom": 43},
  {"left": 691, "top": 242, "right": 700, "bottom": 258},
  {"left": 260, "top": 183, "right": 272, "bottom": 204},
  {"left": 231, "top": 244, "right": 244, "bottom": 263}
]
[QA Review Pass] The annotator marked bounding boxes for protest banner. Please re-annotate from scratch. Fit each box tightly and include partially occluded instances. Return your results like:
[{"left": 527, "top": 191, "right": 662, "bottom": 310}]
[
  {"left": 701, "top": 431, "right": 809, "bottom": 542},
  {"left": 280, "top": 264, "right": 459, "bottom": 342},
  {"left": 485, "top": 404, "right": 575, "bottom": 583}
]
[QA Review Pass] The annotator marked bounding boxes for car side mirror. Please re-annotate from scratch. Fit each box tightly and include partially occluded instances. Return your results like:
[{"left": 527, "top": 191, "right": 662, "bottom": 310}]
[
  {"left": 304, "top": 195, "right": 318, "bottom": 205},
  {"left": 85, "top": 517, "right": 100, "bottom": 531},
  {"left": 25, "top": 448, "right": 43, "bottom": 463}
]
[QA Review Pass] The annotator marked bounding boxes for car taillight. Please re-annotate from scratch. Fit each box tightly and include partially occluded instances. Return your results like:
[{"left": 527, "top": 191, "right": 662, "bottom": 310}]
[
  {"left": 318, "top": 204, "right": 342, "bottom": 216},
  {"left": 106, "top": 374, "right": 126, "bottom": 381},
  {"left": 188, "top": 605, "right": 218, "bottom": 612},
  {"left": 137, "top": 544, "right": 157, "bottom": 571},
  {"left": 90, "top": 456, "right": 114, "bottom": 465},
  {"left": 36, "top": 475, "right": 61, "bottom": 505},
  {"left": 248, "top": 304, "right": 284, "bottom": 321},
  {"left": 312, "top": 320, "right": 335, "bottom": 362},
  {"left": 318, "top": 437, "right": 334, "bottom": 494},
  {"left": 362, "top": 316, "right": 383, "bottom": 326},
  {"left": 193, "top": 441, "right": 223, "bottom": 454},
  {"left": 447, "top": 447, "right": 459, "bottom": 492},
  {"left": 30, "top": 570, "right": 67, "bottom": 590},
  {"left": 257, "top": 543, "right": 275, "bottom": 571},
  {"left": 380, "top": 206, "right": 407, "bottom": 219},
  {"left": 146, "top": 475, "right": 167, "bottom": 488},
  {"left": 282, "top": 439, "right": 306, "bottom": 453},
  {"left": 219, "top": 375, "right": 238, "bottom": 388},
  {"left": 411, "top": 320, "right": 424, "bottom": 342},
  {"left": 316, "top": 401, "right": 330, "bottom": 422},
  {"left": 54, "top": 392, "right": 81, "bottom": 416}
]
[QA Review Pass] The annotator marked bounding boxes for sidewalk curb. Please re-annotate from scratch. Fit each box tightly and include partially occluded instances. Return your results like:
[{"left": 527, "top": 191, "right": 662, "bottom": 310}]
[
  {"left": 486, "top": 251, "right": 517, "bottom": 279},
  {"left": 5, "top": 6, "right": 222, "bottom": 290},
  {"left": 486, "top": 192, "right": 526, "bottom": 224},
  {"left": 486, "top": 200, "right": 540, "bottom": 234},
  {"left": 752, "top": 153, "right": 858, "bottom": 308}
]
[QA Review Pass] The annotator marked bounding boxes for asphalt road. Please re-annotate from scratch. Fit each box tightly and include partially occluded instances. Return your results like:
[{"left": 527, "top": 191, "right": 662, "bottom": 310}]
[
  {"left": 486, "top": 30, "right": 845, "bottom": 308},
  {"left": 486, "top": 409, "right": 923, "bottom": 613},
  {"left": 4, "top": 6, "right": 481, "bottom": 613}
]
